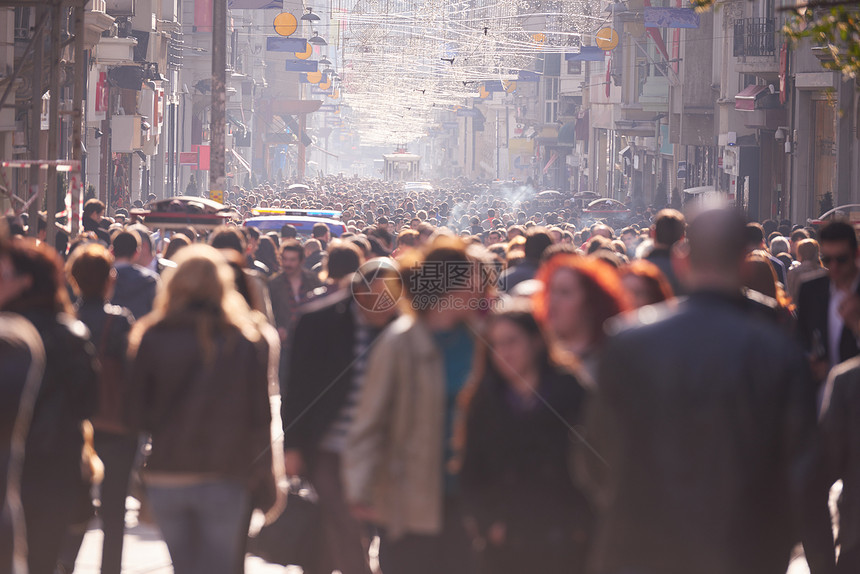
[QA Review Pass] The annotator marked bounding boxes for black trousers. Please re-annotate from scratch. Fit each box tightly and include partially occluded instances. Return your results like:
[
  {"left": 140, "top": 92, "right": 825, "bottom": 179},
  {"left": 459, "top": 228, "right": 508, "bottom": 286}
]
[
  {"left": 378, "top": 498, "right": 475, "bottom": 574},
  {"left": 94, "top": 432, "right": 139, "bottom": 574},
  {"left": 478, "top": 536, "right": 586, "bottom": 574},
  {"left": 838, "top": 544, "right": 860, "bottom": 574}
]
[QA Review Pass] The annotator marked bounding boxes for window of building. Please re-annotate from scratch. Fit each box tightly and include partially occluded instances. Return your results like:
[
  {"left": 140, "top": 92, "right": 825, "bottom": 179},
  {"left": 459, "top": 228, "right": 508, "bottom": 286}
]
[
  {"left": 544, "top": 77, "right": 559, "bottom": 124},
  {"left": 14, "top": 7, "right": 31, "bottom": 41},
  {"left": 567, "top": 60, "right": 582, "bottom": 75}
]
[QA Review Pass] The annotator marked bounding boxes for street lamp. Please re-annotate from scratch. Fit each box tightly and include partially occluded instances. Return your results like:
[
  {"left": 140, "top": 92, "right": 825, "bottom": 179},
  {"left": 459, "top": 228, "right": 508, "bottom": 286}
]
[
  {"left": 301, "top": 8, "right": 320, "bottom": 21},
  {"left": 309, "top": 32, "right": 327, "bottom": 46}
]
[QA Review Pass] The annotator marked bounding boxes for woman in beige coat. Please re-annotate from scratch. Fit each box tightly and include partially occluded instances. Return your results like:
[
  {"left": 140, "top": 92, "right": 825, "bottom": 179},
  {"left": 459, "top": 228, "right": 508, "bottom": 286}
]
[{"left": 343, "top": 238, "right": 486, "bottom": 574}]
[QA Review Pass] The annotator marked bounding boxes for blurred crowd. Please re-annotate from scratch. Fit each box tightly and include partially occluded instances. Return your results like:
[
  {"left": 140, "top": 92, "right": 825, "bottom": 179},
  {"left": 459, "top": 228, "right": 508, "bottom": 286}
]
[{"left": 1, "top": 176, "right": 858, "bottom": 574}]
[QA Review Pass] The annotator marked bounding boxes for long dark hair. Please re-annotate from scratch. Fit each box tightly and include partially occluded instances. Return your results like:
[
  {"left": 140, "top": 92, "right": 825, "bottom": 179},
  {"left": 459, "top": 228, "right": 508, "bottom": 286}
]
[
  {"left": 255, "top": 235, "right": 280, "bottom": 275},
  {"left": 3, "top": 238, "right": 73, "bottom": 316},
  {"left": 457, "top": 301, "right": 566, "bottom": 428},
  {"left": 451, "top": 301, "right": 573, "bottom": 474}
]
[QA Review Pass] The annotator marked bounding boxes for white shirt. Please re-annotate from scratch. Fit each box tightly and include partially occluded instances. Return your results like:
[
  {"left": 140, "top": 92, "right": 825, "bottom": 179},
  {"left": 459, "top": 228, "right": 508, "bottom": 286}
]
[{"left": 828, "top": 273, "right": 860, "bottom": 366}]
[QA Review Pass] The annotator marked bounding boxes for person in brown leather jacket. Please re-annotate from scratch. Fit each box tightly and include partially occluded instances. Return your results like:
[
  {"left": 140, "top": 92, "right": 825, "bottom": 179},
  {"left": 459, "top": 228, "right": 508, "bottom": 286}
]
[
  {"left": 583, "top": 209, "right": 836, "bottom": 574},
  {"left": 127, "top": 244, "right": 277, "bottom": 574}
]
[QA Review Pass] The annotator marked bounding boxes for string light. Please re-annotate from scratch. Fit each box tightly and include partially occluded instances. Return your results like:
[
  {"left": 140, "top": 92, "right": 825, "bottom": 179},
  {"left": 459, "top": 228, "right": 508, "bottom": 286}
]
[{"left": 336, "top": 0, "right": 603, "bottom": 144}]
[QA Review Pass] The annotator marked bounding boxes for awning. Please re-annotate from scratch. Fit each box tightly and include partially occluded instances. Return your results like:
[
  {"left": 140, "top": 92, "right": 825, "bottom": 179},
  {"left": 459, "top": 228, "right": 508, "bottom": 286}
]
[
  {"left": 735, "top": 85, "right": 768, "bottom": 111},
  {"left": 558, "top": 122, "right": 576, "bottom": 146},
  {"left": 683, "top": 185, "right": 716, "bottom": 195},
  {"left": 229, "top": 149, "right": 251, "bottom": 173}
]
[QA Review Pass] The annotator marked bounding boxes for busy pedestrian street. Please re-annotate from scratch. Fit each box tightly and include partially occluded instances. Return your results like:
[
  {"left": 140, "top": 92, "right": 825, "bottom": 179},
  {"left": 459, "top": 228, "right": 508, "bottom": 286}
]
[{"left": 5, "top": 0, "right": 860, "bottom": 572}]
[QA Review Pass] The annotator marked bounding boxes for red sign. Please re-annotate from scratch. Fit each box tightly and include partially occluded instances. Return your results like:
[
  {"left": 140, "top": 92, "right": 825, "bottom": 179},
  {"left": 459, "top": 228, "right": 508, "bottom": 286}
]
[
  {"left": 194, "top": 0, "right": 213, "bottom": 31},
  {"left": 197, "top": 145, "right": 211, "bottom": 171},
  {"left": 95, "top": 72, "right": 108, "bottom": 113},
  {"left": 179, "top": 152, "right": 198, "bottom": 166}
]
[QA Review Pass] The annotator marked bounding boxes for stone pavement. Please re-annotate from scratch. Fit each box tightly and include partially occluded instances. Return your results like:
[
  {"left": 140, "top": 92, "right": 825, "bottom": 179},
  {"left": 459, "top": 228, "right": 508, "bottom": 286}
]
[
  {"left": 73, "top": 520, "right": 301, "bottom": 574},
  {"left": 73, "top": 516, "right": 811, "bottom": 574}
]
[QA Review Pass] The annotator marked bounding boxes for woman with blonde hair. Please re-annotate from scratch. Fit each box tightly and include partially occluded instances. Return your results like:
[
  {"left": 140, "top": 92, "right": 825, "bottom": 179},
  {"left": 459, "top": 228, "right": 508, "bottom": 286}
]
[{"left": 127, "top": 245, "right": 277, "bottom": 574}]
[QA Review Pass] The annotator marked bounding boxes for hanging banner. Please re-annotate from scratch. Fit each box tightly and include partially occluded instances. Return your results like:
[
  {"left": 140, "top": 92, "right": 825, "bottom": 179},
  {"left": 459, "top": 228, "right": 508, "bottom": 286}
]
[
  {"left": 483, "top": 80, "right": 506, "bottom": 93},
  {"left": 456, "top": 107, "right": 484, "bottom": 119},
  {"left": 643, "top": 8, "right": 700, "bottom": 28},
  {"left": 285, "top": 60, "right": 319, "bottom": 72},
  {"left": 565, "top": 46, "right": 605, "bottom": 62},
  {"left": 517, "top": 70, "right": 541, "bottom": 82},
  {"left": 267, "top": 36, "right": 308, "bottom": 52},
  {"left": 228, "top": 0, "right": 282, "bottom": 8},
  {"left": 194, "top": 0, "right": 213, "bottom": 30}
]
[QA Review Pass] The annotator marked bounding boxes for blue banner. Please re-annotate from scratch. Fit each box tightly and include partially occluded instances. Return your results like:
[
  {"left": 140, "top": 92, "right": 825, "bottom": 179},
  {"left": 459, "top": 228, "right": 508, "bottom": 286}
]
[
  {"left": 285, "top": 60, "right": 318, "bottom": 72},
  {"left": 228, "top": 0, "right": 282, "bottom": 8},
  {"left": 517, "top": 70, "right": 541, "bottom": 82},
  {"left": 644, "top": 7, "right": 700, "bottom": 28},
  {"left": 565, "top": 46, "right": 605, "bottom": 61},
  {"left": 456, "top": 107, "right": 484, "bottom": 120},
  {"left": 267, "top": 36, "right": 308, "bottom": 52}
]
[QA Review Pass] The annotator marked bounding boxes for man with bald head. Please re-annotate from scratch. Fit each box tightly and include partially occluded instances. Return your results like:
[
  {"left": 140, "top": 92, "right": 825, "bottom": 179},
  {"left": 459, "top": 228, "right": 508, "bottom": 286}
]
[{"left": 583, "top": 209, "right": 836, "bottom": 574}]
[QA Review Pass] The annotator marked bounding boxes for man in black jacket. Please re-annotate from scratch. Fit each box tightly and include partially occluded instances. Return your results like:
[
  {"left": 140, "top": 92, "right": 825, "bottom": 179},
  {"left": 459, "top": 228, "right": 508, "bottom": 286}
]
[
  {"left": 644, "top": 208, "right": 685, "bottom": 295},
  {"left": 820, "top": 357, "right": 860, "bottom": 573},
  {"left": 282, "top": 259, "right": 400, "bottom": 574},
  {"left": 797, "top": 220, "right": 860, "bottom": 386},
  {"left": 110, "top": 230, "right": 160, "bottom": 320},
  {"left": 584, "top": 209, "right": 836, "bottom": 574}
]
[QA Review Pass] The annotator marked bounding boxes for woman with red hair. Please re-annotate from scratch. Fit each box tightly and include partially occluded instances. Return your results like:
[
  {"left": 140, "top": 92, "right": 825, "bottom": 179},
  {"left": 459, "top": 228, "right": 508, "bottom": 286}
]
[{"left": 534, "top": 254, "right": 632, "bottom": 384}]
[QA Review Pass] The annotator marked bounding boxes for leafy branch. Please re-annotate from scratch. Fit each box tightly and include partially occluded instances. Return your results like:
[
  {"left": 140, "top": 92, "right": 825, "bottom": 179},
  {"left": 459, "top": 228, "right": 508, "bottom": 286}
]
[
  {"left": 784, "top": 4, "right": 860, "bottom": 79},
  {"left": 688, "top": 0, "right": 860, "bottom": 79}
]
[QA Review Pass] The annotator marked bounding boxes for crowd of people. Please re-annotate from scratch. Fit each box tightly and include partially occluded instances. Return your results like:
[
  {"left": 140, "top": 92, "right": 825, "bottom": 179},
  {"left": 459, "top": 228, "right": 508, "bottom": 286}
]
[{"left": 1, "top": 175, "right": 858, "bottom": 574}]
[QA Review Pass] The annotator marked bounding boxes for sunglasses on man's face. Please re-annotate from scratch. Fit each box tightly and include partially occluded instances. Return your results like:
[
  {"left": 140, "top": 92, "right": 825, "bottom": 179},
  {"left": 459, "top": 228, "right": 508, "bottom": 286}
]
[{"left": 821, "top": 254, "right": 853, "bottom": 266}]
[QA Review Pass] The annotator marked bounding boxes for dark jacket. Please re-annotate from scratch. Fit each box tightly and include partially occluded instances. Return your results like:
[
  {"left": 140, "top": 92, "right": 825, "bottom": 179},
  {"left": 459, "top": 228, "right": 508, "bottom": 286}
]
[
  {"left": 820, "top": 356, "right": 860, "bottom": 554},
  {"left": 269, "top": 270, "right": 321, "bottom": 334},
  {"left": 111, "top": 263, "right": 160, "bottom": 320},
  {"left": 460, "top": 366, "right": 593, "bottom": 540},
  {"left": 644, "top": 246, "right": 683, "bottom": 296},
  {"left": 0, "top": 313, "right": 44, "bottom": 515},
  {"left": 83, "top": 216, "right": 111, "bottom": 244},
  {"left": 303, "top": 250, "right": 325, "bottom": 273},
  {"left": 282, "top": 290, "right": 357, "bottom": 458},
  {"left": 128, "top": 313, "right": 273, "bottom": 495},
  {"left": 797, "top": 274, "right": 860, "bottom": 364},
  {"left": 20, "top": 310, "right": 98, "bottom": 486},
  {"left": 498, "top": 260, "right": 538, "bottom": 293},
  {"left": 584, "top": 292, "right": 835, "bottom": 574},
  {"left": 75, "top": 299, "right": 134, "bottom": 434}
]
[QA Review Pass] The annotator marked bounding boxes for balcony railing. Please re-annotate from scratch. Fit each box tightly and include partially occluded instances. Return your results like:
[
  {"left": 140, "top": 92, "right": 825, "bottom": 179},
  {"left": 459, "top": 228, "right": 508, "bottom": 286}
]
[{"left": 733, "top": 17, "right": 776, "bottom": 57}]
